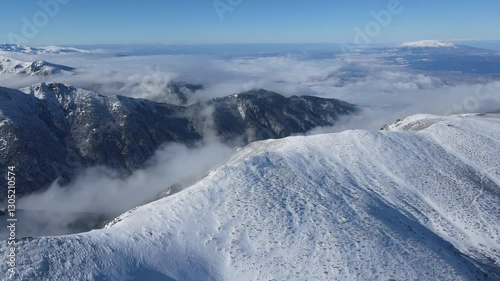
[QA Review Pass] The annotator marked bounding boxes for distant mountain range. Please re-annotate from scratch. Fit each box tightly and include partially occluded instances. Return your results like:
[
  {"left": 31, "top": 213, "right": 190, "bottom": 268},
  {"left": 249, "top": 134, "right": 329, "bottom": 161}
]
[
  {"left": 0, "top": 82, "right": 356, "bottom": 199},
  {"left": 0, "top": 44, "right": 90, "bottom": 55}
]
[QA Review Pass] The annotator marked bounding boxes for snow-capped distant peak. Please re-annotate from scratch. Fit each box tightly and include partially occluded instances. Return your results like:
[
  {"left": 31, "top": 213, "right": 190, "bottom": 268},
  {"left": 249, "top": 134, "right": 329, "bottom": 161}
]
[
  {"left": 39, "top": 45, "right": 90, "bottom": 54},
  {"left": 399, "top": 40, "right": 456, "bottom": 48}
]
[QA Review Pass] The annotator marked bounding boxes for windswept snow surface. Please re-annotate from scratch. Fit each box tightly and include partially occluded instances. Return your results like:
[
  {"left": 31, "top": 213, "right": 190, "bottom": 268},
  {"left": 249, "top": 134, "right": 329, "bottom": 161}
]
[
  {"left": 2, "top": 114, "right": 500, "bottom": 281},
  {"left": 400, "top": 40, "right": 457, "bottom": 48}
]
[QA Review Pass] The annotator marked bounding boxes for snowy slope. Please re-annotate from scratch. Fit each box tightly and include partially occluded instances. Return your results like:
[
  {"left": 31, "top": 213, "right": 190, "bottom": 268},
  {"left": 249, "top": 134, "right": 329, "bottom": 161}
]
[{"left": 1, "top": 113, "right": 499, "bottom": 281}]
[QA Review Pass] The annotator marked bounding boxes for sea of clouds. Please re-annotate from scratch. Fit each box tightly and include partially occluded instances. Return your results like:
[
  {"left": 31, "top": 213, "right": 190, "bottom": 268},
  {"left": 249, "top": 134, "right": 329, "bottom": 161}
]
[{"left": 1, "top": 45, "right": 499, "bottom": 237}]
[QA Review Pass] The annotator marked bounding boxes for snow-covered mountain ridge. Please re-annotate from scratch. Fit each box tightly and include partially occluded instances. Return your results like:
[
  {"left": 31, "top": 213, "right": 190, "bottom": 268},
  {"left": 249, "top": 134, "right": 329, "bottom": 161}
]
[
  {"left": 0, "top": 83, "right": 355, "bottom": 200},
  {"left": 0, "top": 56, "right": 74, "bottom": 76},
  {"left": 2, "top": 113, "right": 499, "bottom": 280}
]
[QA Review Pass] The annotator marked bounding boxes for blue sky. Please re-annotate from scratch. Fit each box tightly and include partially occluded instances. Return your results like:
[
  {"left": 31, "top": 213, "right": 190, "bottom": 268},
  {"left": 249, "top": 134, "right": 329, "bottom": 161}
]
[{"left": 1, "top": 0, "right": 499, "bottom": 45}]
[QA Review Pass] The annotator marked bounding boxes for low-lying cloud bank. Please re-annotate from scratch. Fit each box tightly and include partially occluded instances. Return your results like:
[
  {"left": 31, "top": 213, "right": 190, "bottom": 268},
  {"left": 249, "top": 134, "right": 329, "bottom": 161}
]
[
  {"left": 2, "top": 50, "right": 498, "bottom": 118},
  {"left": 1, "top": 141, "right": 233, "bottom": 238}
]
